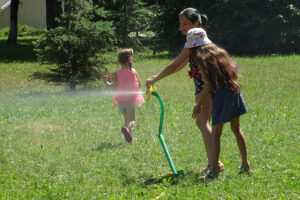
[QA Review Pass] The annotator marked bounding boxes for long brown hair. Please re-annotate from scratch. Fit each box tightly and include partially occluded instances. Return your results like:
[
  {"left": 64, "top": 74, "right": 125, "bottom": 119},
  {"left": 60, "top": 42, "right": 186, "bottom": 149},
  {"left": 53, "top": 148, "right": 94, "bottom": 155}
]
[{"left": 191, "top": 43, "right": 240, "bottom": 93}]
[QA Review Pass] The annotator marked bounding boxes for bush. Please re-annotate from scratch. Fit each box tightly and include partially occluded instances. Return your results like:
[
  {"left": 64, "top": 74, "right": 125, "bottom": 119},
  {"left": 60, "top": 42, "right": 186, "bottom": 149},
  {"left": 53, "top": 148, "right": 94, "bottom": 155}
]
[
  {"left": 0, "top": 25, "right": 45, "bottom": 37},
  {"left": 17, "top": 25, "right": 45, "bottom": 36}
]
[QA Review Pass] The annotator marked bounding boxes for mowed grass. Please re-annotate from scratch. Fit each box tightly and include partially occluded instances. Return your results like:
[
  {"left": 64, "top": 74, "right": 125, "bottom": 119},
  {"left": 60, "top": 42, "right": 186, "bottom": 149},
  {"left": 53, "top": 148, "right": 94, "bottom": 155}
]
[{"left": 0, "top": 38, "right": 299, "bottom": 199}]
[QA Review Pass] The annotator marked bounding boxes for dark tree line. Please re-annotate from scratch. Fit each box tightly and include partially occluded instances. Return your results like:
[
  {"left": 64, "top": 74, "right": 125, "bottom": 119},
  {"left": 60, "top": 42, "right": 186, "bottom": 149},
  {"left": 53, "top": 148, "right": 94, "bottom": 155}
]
[
  {"left": 6, "top": 0, "right": 300, "bottom": 55},
  {"left": 6, "top": 0, "right": 298, "bottom": 89},
  {"left": 150, "top": 0, "right": 300, "bottom": 55}
]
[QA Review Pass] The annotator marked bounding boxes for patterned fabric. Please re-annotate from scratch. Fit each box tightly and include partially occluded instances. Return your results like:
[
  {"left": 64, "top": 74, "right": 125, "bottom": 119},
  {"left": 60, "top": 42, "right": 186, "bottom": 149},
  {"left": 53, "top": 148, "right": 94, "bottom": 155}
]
[
  {"left": 113, "top": 68, "right": 145, "bottom": 108},
  {"left": 184, "top": 28, "right": 212, "bottom": 48},
  {"left": 189, "top": 56, "right": 204, "bottom": 94}
]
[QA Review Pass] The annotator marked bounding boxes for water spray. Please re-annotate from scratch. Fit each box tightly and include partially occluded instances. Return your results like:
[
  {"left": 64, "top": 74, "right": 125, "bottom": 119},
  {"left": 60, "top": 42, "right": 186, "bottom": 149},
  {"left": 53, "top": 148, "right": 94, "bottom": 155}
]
[{"left": 146, "top": 85, "right": 184, "bottom": 176}]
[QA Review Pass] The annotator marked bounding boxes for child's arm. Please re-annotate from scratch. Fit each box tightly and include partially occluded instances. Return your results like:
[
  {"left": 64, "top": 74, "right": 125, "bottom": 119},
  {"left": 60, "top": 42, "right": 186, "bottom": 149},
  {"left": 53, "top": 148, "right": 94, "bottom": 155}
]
[
  {"left": 192, "top": 67, "right": 211, "bottom": 119},
  {"left": 146, "top": 48, "right": 189, "bottom": 87},
  {"left": 104, "top": 72, "right": 117, "bottom": 89},
  {"left": 135, "top": 71, "right": 142, "bottom": 88},
  {"left": 173, "top": 58, "right": 189, "bottom": 73}
]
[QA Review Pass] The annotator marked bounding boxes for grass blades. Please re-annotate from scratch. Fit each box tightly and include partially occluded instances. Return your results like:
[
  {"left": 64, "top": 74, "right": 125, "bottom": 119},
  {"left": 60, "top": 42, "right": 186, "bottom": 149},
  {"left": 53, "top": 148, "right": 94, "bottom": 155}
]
[{"left": 0, "top": 40, "right": 299, "bottom": 199}]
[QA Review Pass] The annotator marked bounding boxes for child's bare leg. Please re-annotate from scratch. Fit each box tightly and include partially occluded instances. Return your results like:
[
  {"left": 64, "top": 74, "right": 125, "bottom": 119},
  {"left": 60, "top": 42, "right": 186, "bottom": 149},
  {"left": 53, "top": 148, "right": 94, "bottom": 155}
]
[
  {"left": 196, "top": 96, "right": 212, "bottom": 167},
  {"left": 125, "top": 109, "right": 136, "bottom": 131},
  {"left": 230, "top": 117, "right": 249, "bottom": 166},
  {"left": 120, "top": 109, "right": 135, "bottom": 142},
  {"left": 121, "top": 110, "right": 128, "bottom": 127},
  {"left": 196, "top": 94, "right": 223, "bottom": 171},
  {"left": 196, "top": 94, "right": 212, "bottom": 164},
  {"left": 209, "top": 123, "right": 224, "bottom": 173}
]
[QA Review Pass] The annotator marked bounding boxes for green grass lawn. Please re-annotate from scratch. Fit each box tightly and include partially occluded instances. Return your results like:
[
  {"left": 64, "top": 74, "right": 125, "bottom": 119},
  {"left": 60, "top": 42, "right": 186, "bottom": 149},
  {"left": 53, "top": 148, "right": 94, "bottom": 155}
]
[{"left": 0, "top": 38, "right": 299, "bottom": 199}]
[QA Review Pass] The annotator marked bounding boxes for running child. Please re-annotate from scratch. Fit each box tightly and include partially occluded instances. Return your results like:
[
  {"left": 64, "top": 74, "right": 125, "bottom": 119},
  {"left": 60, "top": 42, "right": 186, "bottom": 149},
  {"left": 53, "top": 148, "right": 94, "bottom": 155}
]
[{"left": 104, "top": 48, "right": 144, "bottom": 143}]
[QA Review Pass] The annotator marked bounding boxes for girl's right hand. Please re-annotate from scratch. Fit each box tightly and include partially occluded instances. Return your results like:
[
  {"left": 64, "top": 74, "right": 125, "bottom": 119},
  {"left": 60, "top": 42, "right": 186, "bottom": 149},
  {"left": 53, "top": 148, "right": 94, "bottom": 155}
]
[
  {"left": 103, "top": 73, "right": 111, "bottom": 84},
  {"left": 192, "top": 104, "right": 202, "bottom": 119},
  {"left": 146, "top": 76, "right": 156, "bottom": 88}
]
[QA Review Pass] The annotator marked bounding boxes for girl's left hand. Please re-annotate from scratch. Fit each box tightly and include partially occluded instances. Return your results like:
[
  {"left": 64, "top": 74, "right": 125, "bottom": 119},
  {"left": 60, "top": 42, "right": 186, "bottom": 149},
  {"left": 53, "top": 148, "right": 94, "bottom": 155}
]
[{"left": 192, "top": 104, "right": 201, "bottom": 119}]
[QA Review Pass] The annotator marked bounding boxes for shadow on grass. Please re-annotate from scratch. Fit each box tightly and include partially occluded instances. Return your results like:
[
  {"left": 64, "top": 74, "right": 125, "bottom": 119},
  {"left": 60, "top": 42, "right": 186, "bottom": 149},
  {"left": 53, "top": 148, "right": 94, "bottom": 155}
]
[
  {"left": 95, "top": 142, "right": 124, "bottom": 152},
  {"left": 140, "top": 172, "right": 183, "bottom": 187},
  {"left": 0, "top": 38, "right": 37, "bottom": 62},
  {"left": 141, "top": 170, "right": 214, "bottom": 187}
]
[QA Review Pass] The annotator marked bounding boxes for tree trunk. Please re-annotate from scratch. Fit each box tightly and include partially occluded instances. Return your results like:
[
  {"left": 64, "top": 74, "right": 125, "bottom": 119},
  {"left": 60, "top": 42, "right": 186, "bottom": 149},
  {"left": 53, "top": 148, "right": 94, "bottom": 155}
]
[
  {"left": 7, "top": 0, "right": 19, "bottom": 44},
  {"left": 122, "top": 0, "right": 128, "bottom": 46},
  {"left": 46, "top": 0, "right": 62, "bottom": 29},
  {"left": 69, "top": 82, "right": 77, "bottom": 91}
]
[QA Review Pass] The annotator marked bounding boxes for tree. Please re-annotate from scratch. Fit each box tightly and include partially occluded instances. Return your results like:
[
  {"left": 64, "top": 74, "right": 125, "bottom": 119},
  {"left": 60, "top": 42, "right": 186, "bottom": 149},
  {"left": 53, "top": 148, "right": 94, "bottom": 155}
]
[
  {"left": 7, "top": 0, "right": 19, "bottom": 44},
  {"left": 30, "top": 0, "right": 115, "bottom": 90},
  {"left": 93, "top": 0, "right": 150, "bottom": 48},
  {"left": 46, "top": 0, "right": 62, "bottom": 29},
  {"left": 206, "top": 0, "right": 300, "bottom": 55},
  {"left": 149, "top": 0, "right": 300, "bottom": 55},
  {"left": 150, "top": 0, "right": 201, "bottom": 55}
]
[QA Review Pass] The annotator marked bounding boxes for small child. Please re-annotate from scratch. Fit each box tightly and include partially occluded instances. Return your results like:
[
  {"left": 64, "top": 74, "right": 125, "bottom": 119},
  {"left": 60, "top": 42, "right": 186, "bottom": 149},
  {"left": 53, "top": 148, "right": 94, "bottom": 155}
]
[
  {"left": 187, "top": 28, "right": 251, "bottom": 180},
  {"left": 104, "top": 48, "right": 144, "bottom": 143}
]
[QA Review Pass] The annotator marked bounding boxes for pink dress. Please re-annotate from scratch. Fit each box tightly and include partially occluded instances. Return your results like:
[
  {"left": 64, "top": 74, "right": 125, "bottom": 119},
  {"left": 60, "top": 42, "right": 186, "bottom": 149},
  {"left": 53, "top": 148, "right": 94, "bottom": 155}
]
[{"left": 113, "top": 68, "right": 145, "bottom": 108}]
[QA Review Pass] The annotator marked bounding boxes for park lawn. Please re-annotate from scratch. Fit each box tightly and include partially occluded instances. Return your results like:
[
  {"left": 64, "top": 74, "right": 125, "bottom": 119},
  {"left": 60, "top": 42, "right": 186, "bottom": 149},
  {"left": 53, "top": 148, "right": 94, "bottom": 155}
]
[{"left": 0, "top": 38, "right": 299, "bottom": 199}]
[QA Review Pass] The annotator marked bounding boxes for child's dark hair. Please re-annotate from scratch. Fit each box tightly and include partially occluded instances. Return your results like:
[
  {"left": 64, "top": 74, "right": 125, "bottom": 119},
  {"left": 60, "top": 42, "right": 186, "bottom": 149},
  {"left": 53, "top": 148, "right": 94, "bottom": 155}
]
[
  {"left": 118, "top": 48, "right": 134, "bottom": 70},
  {"left": 191, "top": 43, "right": 240, "bottom": 94},
  {"left": 179, "top": 8, "right": 208, "bottom": 27}
]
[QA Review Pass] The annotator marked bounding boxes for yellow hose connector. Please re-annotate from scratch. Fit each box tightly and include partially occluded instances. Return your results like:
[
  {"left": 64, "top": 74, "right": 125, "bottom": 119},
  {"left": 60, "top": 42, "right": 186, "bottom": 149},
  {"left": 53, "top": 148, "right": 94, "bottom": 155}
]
[{"left": 145, "top": 85, "right": 156, "bottom": 107}]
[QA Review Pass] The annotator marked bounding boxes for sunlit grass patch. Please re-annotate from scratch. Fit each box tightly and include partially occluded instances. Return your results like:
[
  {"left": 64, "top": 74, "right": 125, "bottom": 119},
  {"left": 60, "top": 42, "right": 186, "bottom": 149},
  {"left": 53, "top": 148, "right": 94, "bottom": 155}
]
[{"left": 0, "top": 53, "right": 299, "bottom": 199}]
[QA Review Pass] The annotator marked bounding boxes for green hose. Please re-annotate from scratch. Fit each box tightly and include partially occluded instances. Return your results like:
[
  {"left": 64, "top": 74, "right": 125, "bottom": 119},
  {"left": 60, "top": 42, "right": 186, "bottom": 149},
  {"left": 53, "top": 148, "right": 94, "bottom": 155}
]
[{"left": 151, "top": 91, "right": 184, "bottom": 176}]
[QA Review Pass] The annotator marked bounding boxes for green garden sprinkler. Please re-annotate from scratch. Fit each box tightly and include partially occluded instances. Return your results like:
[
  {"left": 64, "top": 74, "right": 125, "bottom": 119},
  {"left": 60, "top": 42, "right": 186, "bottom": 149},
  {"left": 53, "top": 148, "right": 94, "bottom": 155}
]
[{"left": 146, "top": 85, "right": 184, "bottom": 176}]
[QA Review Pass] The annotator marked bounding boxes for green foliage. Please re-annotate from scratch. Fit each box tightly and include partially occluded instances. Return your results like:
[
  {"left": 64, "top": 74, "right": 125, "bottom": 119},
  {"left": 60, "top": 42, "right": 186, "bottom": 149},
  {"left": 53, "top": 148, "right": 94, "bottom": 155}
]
[
  {"left": 149, "top": 0, "right": 202, "bottom": 55},
  {"left": 0, "top": 27, "right": 9, "bottom": 37},
  {"left": 149, "top": 0, "right": 300, "bottom": 55},
  {"left": 0, "top": 25, "right": 45, "bottom": 37},
  {"left": 206, "top": 0, "right": 300, "bottom": 55},
  {"left": 31, "top": 0, "right": 115, "bottom": 90},
  {"left": 93, "top": 0, "right": 151, "bottom": 49},
  {"left": 17, "top": 25, "right": 45, "bottom": 36}
]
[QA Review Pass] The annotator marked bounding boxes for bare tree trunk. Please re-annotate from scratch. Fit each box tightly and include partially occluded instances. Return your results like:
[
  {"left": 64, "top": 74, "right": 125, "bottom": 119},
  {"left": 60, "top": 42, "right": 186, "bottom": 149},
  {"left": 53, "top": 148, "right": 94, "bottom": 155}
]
[
  {"left": 46, "top": 0, "right": 62, "bottom": 29},
  {"left": 7, "top": 0, "right": 19, "bottom": 44}
]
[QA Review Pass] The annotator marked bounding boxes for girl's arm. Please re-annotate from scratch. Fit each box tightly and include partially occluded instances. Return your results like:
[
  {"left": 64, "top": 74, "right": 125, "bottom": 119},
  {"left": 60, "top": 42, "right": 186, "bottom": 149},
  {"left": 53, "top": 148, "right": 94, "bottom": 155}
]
[
  {"left": 104, "top": 72, "right": 117, "bottom": 89},
  {"left": 173, "top": 58, "right": 189, "bottom": 73},
  {"left": 192, "top": 67, "right": 211, "bottom": 119},
  {"left": 146, "top": 48, "right": 189, "bottom": 87},
  {"left": 135, "top": 71, "right": 142, "bottom": 88}
]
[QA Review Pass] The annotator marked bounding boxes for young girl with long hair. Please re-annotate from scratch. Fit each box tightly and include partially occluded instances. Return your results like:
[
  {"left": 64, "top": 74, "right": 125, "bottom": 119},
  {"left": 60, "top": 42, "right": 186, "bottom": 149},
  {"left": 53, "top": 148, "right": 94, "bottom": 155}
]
[
  {"left": 188, "top": 28, "right": 251, "bottom": 180},
  {"left": 146, "top": 8, "right": 224, "bottom": 173}
]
